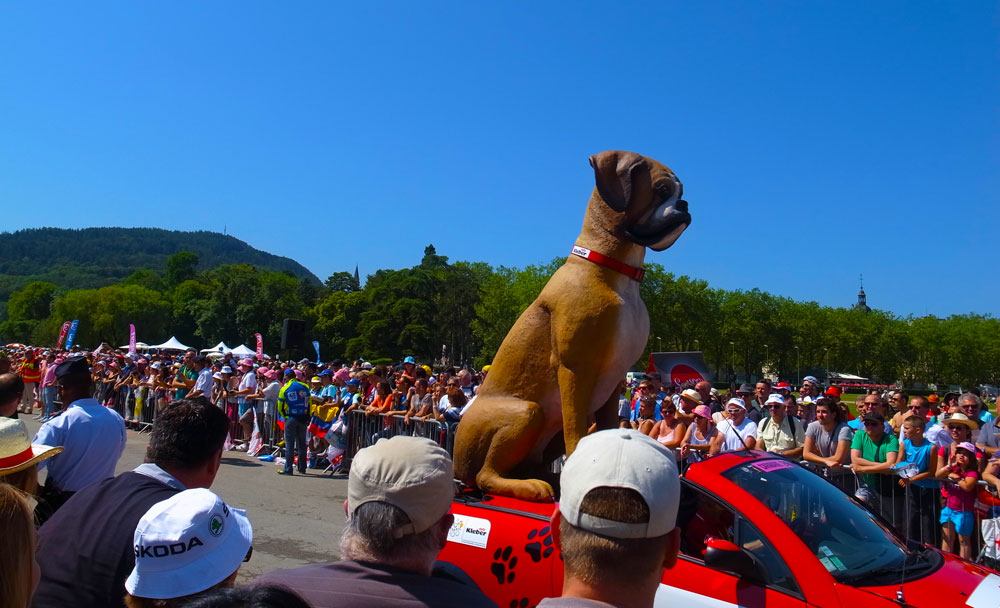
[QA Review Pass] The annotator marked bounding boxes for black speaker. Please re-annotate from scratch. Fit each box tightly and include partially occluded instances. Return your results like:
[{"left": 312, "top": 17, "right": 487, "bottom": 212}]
[{"left": 281, "top": 318, "right": 306, "bottom": 350}]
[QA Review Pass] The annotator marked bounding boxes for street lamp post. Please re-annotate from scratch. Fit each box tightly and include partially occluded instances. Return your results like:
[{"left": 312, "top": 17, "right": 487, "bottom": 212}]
[
  {"left": 657, "top": 336, "right": 663, "bottom": 352},
  {"left": 693, "top": 339, "right": 700, "bottom": 352},
  {"left": 729, "top": 341, "right": 735, "bottom": 379},
  {"left": 822, "top": 347, "right": 830, "bottom": 381},
  {"left": 764, "top": 344, "right": 769, "bottom": 377},
  {"left": 794, "top": 346, "right": 800, "bottom": 386}
]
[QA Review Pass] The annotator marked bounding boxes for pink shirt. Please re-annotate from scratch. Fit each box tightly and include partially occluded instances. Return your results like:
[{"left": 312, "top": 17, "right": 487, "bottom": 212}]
[{"left": 41, "top": 362, "right": 58, "bottom": 387}]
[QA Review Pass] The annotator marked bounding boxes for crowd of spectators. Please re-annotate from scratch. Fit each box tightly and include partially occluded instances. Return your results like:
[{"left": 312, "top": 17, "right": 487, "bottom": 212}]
[{"left": 3, "top": 341, "right": 1000, "bottom": 607}]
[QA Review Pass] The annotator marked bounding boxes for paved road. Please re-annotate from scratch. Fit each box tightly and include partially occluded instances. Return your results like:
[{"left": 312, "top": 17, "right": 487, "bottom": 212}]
[{"left": 23, "top": 417, "right": 347, "bottom": 582}]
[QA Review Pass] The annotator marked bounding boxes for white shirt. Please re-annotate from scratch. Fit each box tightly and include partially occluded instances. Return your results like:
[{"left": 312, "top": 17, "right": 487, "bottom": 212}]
[
  {"left": 192, "top": 368, "right": 214, "bottom": 396},
  {"left": 34, "top": 397, "right": 127, "bottom": 492},
  {"left": 719, "top": 417, "right": 758, "bottom": 452}
]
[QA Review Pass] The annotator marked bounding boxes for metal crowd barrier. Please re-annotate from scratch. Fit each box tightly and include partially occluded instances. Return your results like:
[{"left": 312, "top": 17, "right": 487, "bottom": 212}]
[
  {"left": 344, "top": 410, "right": 454, "bottom": 462},
  {"left": 798, "top": 459, "right": 1000, "bottom": 564}
]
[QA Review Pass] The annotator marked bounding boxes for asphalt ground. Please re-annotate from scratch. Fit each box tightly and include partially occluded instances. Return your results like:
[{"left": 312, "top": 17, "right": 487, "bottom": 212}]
[{"left": 22, "top": 416, "right": 347, "bottom": 583}]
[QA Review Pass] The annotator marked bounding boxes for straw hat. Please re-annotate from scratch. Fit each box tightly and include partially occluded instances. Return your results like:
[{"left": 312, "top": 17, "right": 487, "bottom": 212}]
[
  {"left": 0, "top": 418, "right": 64, "bottom": 475},
  {"left": 942, "top": 412, "right": 978, "bottom": 431}
]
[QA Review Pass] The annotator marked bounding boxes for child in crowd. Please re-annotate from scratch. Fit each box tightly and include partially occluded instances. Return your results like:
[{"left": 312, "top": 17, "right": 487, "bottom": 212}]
[
  {"left": 894, "top": 415, "right": 940, "bottom": 546},
  {"left": 935, "top": 441, "right": 979, "bottom": 559}
]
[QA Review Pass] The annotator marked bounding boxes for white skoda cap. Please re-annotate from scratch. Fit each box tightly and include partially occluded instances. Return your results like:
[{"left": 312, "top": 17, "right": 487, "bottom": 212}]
[
  {"left": 125, "top": 489, "right": 253, "bottom": 600},
  {"left": 559, "top": 428, "right": 680, "bottom": 539},
  {"left": 765, "top": 393, "right": 786, "bottom": 406}
]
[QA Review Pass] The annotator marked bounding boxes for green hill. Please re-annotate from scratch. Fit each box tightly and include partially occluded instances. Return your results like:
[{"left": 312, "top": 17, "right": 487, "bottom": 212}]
[{"left": 0, "top": 227, "right": 320, "bottom": 299}]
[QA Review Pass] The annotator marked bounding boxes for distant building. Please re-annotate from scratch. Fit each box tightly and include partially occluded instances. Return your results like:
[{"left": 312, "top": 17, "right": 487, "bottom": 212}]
[{"left": 855, "top": 275, "right": 871, "bottom": 312}]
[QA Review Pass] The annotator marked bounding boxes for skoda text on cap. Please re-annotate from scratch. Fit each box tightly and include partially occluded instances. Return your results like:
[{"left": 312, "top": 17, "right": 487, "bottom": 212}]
[
  {"left": 559, "top": 428, "right": 680, "bottom": 539},
  {"left": 125, "top": 488, "right": 253, "bottom": 600}
]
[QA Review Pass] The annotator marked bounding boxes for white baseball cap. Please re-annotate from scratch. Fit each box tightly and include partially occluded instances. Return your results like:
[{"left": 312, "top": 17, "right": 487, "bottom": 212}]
[
  {"left": 559, "top": 428, "right": 680, "bottom": 539},
  {"left": 125, "top": 489, "right": 253, "bottom": 600},
  {"left": 726, "top": 397, "right": 747, "bottom": 410},
  {"left": 765, "top": 393, "right": 786, "bottom": 406}
]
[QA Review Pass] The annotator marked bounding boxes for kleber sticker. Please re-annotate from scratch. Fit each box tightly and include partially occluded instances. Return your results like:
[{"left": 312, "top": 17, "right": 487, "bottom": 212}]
[
  {"left": 752, "top": 459, "right": 796, "bottom": 472},
  {"left": 447, "top": 514, "right": 492, "bottom": 549}
]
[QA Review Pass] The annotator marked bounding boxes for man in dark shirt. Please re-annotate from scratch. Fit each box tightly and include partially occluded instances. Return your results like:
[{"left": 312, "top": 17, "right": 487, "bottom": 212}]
[
  {"left": 255, "top": 436, "right": 498, "bottom": 608},
  {"left": 0, "top": 372, "right": 24, "bottom": 418},
  {"left": 32, "top": 398, "right": 230, "bottom": 608}
]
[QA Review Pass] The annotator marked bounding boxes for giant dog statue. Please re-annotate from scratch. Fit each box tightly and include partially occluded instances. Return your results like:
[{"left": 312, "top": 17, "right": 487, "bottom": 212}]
[{"left": 453, "top": 150, "right": 692, "bottom": 501}]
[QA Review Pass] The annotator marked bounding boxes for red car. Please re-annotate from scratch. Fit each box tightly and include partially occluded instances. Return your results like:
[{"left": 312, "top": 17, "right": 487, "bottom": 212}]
[{"left": 440, "top": 450, "right": 1000, "bottom": 608}]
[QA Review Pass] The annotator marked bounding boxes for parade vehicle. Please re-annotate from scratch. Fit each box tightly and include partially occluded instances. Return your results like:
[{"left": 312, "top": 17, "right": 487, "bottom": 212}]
[{"left": 440, "top": 450, "right": 1000, "bottom": 608}]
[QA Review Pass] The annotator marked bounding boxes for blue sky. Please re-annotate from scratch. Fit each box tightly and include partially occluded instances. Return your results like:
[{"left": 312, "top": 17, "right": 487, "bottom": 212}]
[{"left": 2, "top": 3, "right": 997, "bottom": 318}]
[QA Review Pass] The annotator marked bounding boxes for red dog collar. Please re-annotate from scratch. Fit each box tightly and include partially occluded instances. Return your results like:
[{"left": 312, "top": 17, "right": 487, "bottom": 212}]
[{"left": 570, "top": 245, "right": 645, "bottom": 282}]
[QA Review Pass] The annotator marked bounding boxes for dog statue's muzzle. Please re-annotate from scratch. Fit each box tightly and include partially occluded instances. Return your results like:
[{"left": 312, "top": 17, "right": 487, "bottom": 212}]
[{"left": 627, "top": 197, "right": 691, "bottom": 251}]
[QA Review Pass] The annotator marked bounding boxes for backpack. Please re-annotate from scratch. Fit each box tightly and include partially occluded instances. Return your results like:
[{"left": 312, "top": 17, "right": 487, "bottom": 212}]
[{"left": 760, "top": 415, "right": 798, "bottom": 438}]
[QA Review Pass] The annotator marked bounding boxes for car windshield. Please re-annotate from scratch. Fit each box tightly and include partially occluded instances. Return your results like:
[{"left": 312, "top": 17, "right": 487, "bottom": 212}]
[{"left": 722, "top": 458, "right": 912, "bottom": 582}]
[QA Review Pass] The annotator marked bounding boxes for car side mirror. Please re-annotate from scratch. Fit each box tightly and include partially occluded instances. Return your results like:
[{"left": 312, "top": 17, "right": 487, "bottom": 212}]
[{"left": 703, "top": 537, "right": 764, "bottom": 583}]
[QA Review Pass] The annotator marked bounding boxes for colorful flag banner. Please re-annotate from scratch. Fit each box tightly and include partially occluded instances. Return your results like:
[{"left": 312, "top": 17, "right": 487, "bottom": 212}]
[
  {"left": 312, "top": 340, "right": 321, "bottom": 363},
  {"left": 129, "top": 324, "right": 137, "bottom": 355},
  {"left": 247, "top": 414, "right": 264, "bottom": 456},
  {"left": 55, "top": 321, "right": 71, "bottom": 348},
  {"left": 64, "top": 320, "right": 80, "bottom": 350},
  {"left": 255, "top": 333, "right": 263, "bottom": 359}
]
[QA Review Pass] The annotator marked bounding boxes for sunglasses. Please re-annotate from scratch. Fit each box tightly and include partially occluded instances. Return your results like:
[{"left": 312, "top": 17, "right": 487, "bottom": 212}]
[
  {"left": 947, "top": 425, "right": 966, "bottom": 431},
  {"left": 768, "top": 404, "right": 785, "bottom": 409},
  {"left": 726, "top": 409, "right": 742, "bottom": 415},
  {"left": 863, "top": 420, "right": 882, "bottom": 427}
]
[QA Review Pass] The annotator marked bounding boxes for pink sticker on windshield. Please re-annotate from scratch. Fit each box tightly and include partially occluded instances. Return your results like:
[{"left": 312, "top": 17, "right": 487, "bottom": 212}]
[{"left": 753, "top": 459, "right": 795, "bottom": 472}]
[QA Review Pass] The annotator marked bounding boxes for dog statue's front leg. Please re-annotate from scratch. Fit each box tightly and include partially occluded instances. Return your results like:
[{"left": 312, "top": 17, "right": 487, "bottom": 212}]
[{"left": 557, "top": 365, "right": 599, "bottom": 457}]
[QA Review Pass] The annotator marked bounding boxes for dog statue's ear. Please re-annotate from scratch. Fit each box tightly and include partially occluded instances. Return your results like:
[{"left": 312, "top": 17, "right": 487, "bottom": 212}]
[{"left": 589, "top": 151, "right": 647, "bottom": 213}]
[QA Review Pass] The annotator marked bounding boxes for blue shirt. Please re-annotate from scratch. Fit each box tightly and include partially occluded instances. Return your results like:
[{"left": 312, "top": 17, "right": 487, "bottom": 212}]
[
  {"left": 34, "top": 397, "right": 127, "bottom": 492},
  {"left": 897, "top": 438, "right": 938, "bottom": 489}
]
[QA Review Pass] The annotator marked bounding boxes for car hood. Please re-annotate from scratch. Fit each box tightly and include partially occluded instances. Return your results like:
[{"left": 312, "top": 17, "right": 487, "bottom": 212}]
[{"left": 837, "top": 550, "right": 998, "bottom": 607}]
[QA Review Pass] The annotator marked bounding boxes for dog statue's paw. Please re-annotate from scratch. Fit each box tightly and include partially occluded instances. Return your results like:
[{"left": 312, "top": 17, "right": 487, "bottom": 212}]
[{"left": 510, "top": 479, "right": 555, "bottom": 502}]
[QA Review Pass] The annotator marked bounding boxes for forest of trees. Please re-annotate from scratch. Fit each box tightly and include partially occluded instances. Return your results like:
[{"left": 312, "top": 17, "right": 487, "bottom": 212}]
[
  {"left": 0, "top": 227, "right": 319, "bottom": 301},
  {"left": 2, "top": 245, "right": 1000, "bottom": 388}
]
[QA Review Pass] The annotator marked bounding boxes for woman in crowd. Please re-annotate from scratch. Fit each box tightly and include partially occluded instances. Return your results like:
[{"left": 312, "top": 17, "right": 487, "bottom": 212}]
[
  {"left": 802, "top": 397, "right": 853, "bottom": 492},
  {"left": 405, "top": 378, "right": 433, "bottom": 424},
  {"left": 364, "top": 380, "right": 393, "bottom": 416},
  {"left": 0, "top": 484, "right": 39, "bottom": 608},
  {"left": 648, "top": 399, "right": 686, "bottom": 450},
  {"left": 439, "top": 383, "right": 468, "bottom": 423},
  {"left": 679, "top": 405, "right": 719, "bottom": 465}
]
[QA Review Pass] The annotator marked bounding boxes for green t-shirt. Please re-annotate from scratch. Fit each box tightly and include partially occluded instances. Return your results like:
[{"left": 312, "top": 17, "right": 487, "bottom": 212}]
[
  {"left": 174, "top": 365, "right": 197, "bottom": 399},
  {"left": 851, "top": 430, "right": 899, "bottom": 487}
]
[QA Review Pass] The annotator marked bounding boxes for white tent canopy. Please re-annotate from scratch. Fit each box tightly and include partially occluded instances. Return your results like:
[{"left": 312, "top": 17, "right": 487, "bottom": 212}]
[
  {"left": 148, "top": 337, "right": 192, "bottom": 351},
  {"left": 201, "top": 341, "right": 231, "bottom": 354},
  {"left": 118, "top": 342, "right": 150, "bottom": 351},
  {"left": 230, "top": 344, "right": 255, "bottom": 357}
]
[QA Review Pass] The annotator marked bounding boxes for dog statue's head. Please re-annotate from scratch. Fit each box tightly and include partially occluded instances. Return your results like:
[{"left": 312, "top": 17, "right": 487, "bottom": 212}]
[{"left": 588, "top": 150, "right": 691, "bottom": 251}]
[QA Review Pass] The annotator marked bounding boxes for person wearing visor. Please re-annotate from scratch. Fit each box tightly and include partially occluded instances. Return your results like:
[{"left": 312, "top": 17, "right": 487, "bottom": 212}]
[{"left": 124, "top": 488, "right": 254, "bottom": 608}]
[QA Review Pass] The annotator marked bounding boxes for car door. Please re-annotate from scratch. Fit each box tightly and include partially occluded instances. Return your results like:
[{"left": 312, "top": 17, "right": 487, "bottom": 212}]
[{"left": 656, "top": 483, "right": 810, "bottom": 607}]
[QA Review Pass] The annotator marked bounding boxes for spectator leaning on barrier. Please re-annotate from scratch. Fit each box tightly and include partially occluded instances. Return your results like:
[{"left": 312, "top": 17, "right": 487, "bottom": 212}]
[
  {"left": 802, "top": 397, "right": 853, "bottom": 491},
  {"left": 757, "top": 394, "right": 804, "bottom": 459},
  {"left": 850, "top": 410, "right": 900, "bottom": 524},
  {"left": 187, "top": 355, "right": 213, "bottom": 400},
  {"left": 254, "top": 436, "right": 498, "bottom": 608},
  {"left": 33, "top": 357, "right": 127, "bottom": 512},
  {"left": 123, "top": 489, "right": 254, "bottom": 608},
  {"left": 893, "top": 414, "right": 940, "bottom": 546},
  {"left": 32, "top": 398, "right": 230, "bottom": 608},
  {"left": 540, "top": 428, "right": 681, "bottom": 608}
]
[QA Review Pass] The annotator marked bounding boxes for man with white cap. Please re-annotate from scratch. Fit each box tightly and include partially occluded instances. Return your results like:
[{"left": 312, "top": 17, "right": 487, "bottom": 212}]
[
  {"left": 713, "top": 397, "right": 758, "bottom": 452},
  {"left": 254, "top": 436, "right": 498, "bottom": 607},
  {"left": 33, "top": 399, "right": 231, "bottom": 608},
  {"left": 540, "top": 428, "right": 681, "bottom": 608},
  {"left": 123, "top": 488, "right": 253, "bottom": 607},
  {"left": 757, "top": 394, "right": 805, "bottom": 459}
]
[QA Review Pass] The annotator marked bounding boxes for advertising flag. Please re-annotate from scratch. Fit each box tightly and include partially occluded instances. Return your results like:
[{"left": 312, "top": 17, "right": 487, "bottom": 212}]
[
  {"left": 129, "top": 324, "right": 137, "bottom": 355},
  {"left": 647, "top": 351, "right": 714, "bottom": 388},
  {"left": 312, "top": 340, "right": 321, "bottom": 363},
  {"left": 55, "top": 321, "right": 71, "bottom": 348},
  {"left": 255, "top": 333, "right": 263, "bottom": 359},
  {"left": 64, "top": 320, "right": 80, "bottom": 350}
]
